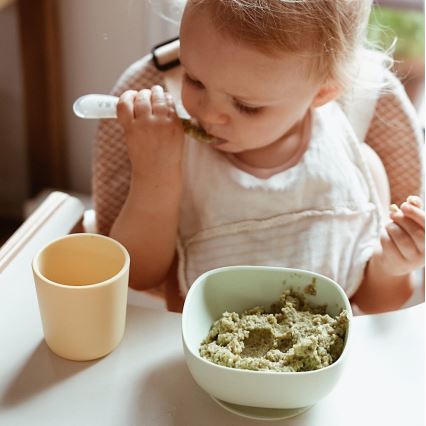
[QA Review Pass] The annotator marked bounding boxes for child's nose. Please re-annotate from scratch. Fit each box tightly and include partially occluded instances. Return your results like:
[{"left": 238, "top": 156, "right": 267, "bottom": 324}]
[{"left": 197, "top": 94, "right": 228, "bottom": 125}]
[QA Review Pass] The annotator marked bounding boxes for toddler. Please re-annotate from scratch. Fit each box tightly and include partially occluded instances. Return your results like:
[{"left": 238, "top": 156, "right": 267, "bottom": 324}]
[{"left": 110, "top": 0, "right": 424, "bottom": 313}]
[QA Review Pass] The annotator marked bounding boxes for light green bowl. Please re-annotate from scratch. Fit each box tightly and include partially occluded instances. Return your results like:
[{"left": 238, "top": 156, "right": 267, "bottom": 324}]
[{"left": 182, "top": 266, "right": 353, "bottom": 409}]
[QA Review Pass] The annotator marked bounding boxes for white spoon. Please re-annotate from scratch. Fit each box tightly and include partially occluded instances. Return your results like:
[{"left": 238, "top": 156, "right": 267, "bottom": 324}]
[
  {"left": 73, "top": 94, "right": 119, "bottom": 119},
  {"left": 73, "top": 94, "right": 220, "bottom": 144}
]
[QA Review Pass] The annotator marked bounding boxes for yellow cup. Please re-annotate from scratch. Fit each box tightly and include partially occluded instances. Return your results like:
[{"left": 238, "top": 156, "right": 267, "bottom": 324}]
[{"left": 32, "top": 233, "right": 130, "bottom": 361}]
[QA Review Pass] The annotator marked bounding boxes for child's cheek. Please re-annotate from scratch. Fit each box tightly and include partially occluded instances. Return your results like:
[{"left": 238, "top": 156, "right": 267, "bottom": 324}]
[{"left": 181, "top": 85, "right": 197, "bottom": 116}]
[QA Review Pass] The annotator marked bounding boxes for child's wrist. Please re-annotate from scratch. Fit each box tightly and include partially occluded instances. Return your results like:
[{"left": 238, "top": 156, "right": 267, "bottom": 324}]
[
  {"left": 368, "top": 251, "right": 413, "bottom": 282},
  {"left": 355, "top": 253, "right": 415, "bottom": 313},
  {"left": 130, "top": 165, "right": 183, "bottom": 187},
  {"left": 129, "top": 168, "right": 182, "bottom": 200}
]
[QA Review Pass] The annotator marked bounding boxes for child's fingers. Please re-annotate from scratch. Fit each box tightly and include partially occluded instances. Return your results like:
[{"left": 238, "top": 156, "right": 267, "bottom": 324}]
[
  {"left": 390, "top": 213, "right": 425, "bottom": 254},
  {"left": 134, "top": 89, "right": 152, "bottom": 118},
  {"left": 407, "top": 195, "right": 423, "bottom": 208},
  {"left": 400, "top": 201, "right": 425, "bottom": 229},
  {"left": 116, "top": 90, "right": 138, "bottom": 128},
  {"left": 150, "top": 85, "right": 169, "bottom": 117},
  {"left": 385, "top": 221, "right": 420, "bottom": 260},
  {"left": 165, "top": 92, "right": 175, "bottom": 111},
  {"left": 165, "top": 93, "right": 180, "bottom": 122}
]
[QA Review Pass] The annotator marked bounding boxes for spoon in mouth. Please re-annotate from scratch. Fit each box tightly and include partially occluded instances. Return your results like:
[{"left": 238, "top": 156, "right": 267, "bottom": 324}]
[{"left": 73, "top": 94, "right": 221, "bottom": 145}]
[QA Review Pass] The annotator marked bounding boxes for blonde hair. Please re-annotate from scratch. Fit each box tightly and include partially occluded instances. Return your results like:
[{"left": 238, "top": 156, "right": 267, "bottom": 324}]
[{"left": 186, "top": 0, "right": 376, "bottom": 89}]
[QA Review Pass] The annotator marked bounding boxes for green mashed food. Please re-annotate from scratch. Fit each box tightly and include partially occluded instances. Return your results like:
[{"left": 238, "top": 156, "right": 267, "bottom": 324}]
[
  {"left": 181, "top": 118, "right": 215, "bottom": 144},
  {"left": 199, "top": 287, "right": 349, "bottom": 372}
]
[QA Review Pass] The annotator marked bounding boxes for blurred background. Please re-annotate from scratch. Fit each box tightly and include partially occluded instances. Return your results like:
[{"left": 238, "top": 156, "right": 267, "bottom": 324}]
[
  {"left": 370, "top": 0, "right": 425, "bottom": 110},
  {"left": 0, "top": 0, "right": 424, "bottom": 244}
]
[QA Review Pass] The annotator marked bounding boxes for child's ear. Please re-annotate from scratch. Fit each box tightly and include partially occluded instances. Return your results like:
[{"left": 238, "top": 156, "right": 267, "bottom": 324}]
[{"left": 311, "top": 83, "right": 342, "bottom": 108}]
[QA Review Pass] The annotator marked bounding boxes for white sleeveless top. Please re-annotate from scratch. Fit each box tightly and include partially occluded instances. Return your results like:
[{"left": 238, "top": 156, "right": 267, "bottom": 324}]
[{"left": 177, "top": 102, "right": 382, "bottom": 298}]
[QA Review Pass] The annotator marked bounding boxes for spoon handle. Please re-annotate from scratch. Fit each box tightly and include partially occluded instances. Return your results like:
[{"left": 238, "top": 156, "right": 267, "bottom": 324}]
[{"left": 73, "top": 94, "right": 119, "bottom": 119}]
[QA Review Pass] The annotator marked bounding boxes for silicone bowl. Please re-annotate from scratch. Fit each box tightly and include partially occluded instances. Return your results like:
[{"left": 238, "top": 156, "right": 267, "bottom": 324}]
[{"left": 182, "top": 266, "right": 352, "bottom": 409}]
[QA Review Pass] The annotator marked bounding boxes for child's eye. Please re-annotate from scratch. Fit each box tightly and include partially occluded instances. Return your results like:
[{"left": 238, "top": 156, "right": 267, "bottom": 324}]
[
  {"left": 233, "top": 101, "right": 262, "bottom": 115},
  {"left": 184, "top": 72, "right": 262, "bottom": 115},
  {"left": 184, "top": 73, "right": 204, "bottom": 89}
]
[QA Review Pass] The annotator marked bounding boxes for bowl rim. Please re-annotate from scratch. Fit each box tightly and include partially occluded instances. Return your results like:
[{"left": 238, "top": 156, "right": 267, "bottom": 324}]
[{"left": 182, "top": 265, "right": 353, "bottom": 376}]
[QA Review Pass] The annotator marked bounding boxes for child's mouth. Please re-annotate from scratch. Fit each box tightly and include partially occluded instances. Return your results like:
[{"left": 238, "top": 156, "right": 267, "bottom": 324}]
[
  {"left": 181, "top": 118, "right": 227, "bottom": 145},
  {"left": 212, "top": 137, "right": 228, "bottom": 145}
]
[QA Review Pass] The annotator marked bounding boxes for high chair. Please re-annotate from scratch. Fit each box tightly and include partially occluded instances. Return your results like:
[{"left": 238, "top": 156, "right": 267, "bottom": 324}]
[{"left": 91, "top": 38, "right": 424, "bottom": 311}]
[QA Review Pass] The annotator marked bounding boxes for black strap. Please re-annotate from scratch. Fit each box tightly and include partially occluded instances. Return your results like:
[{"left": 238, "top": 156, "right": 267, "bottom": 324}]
[{"left": 151, "top": 36, "right": 180, "bottom": 71}]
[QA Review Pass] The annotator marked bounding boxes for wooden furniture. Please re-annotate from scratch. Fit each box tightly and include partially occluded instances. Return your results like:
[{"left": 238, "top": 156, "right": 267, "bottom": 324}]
[{"left": 17, "top": 0, "right": 68, "bottom": 196}]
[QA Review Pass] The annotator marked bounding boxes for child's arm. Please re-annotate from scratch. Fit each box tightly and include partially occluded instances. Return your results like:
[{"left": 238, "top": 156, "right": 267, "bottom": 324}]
[
  {"left": 110, "top": 86, "right": 185, "bottom": 290},
  {"left": 351, "top": 196, "right": 425, "bottom": 313}
]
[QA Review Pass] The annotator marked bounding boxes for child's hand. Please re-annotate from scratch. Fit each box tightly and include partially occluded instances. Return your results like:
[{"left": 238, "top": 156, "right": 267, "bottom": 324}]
[
  {"left": 117, "top": 85, "right": 185, "bottom": 181},
  {"left": 379, "top": 196, "right": 425, "bottom": 276}
]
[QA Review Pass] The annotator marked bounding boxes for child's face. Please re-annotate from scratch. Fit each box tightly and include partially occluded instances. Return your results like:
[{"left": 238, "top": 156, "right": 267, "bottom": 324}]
[{"left": 179, "top": 7, "right": 330, "bottom": 153}]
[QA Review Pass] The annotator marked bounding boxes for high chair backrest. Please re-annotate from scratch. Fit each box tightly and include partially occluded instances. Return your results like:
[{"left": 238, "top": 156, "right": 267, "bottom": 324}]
[{"left": 93, "top": 39, "right": 424, "bottom": 236}]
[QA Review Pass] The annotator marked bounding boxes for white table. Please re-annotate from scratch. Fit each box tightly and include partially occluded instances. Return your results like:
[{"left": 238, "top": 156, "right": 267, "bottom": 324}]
[{"left": 0, "top": 227, "right": 424, "bottom": 425}]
